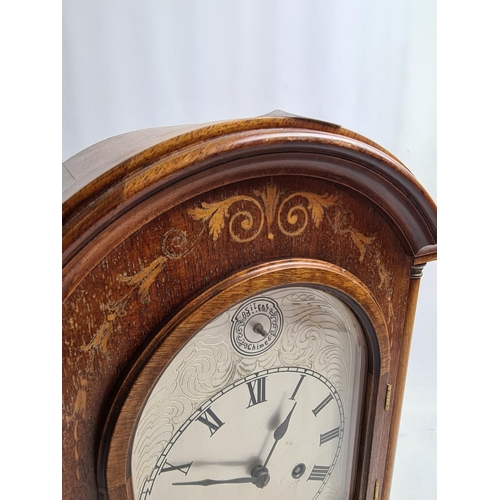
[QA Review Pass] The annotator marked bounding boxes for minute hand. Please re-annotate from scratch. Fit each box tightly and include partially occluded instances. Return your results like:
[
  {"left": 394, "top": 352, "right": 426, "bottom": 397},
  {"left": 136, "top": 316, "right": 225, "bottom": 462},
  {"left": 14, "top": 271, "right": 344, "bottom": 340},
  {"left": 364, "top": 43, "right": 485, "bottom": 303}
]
[
  {"left": 173, "top": 477, "right": 257, "bottom": 486},
  {"left": 263, "top": 401, "right": 297, "bottom": 468}
]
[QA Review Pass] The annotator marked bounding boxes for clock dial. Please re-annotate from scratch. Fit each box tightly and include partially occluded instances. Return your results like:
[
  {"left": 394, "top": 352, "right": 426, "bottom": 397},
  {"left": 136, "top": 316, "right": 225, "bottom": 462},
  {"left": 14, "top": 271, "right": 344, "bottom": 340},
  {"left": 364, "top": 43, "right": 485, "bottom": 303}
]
[{"left": 131, "top": 286, "right": 367, "bottom": 499}]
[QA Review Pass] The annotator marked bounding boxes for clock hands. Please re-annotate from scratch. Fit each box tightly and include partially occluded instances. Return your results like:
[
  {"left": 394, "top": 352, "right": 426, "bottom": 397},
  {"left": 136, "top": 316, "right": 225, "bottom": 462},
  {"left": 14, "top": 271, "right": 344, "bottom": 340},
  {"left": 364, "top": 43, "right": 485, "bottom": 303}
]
[
  {"left": 262, "top": 401, "right": 297, "bottom": 468},
  {"left": 173, "top": 467, "right": 270, "bottom": 488},
  {"left": 172, "top": 476, "right": 257, "bottom": 486},
  {"left": 172, "top": 395, "right": 297, "bottom": 491}
]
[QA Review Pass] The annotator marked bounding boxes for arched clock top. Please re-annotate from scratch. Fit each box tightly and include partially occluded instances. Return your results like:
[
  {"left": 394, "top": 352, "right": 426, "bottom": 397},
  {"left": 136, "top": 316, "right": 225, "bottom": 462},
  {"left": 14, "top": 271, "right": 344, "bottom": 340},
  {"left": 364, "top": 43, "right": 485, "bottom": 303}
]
[{"left": 63, "top": 112, "right": 436, "bottom": 268}]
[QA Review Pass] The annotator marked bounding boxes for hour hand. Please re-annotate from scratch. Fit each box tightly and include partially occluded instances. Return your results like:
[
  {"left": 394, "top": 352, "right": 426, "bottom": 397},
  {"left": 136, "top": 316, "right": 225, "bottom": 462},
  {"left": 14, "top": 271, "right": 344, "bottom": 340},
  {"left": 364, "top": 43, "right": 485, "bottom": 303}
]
[{"left": 263, "top": 401, "right": 297, "bottom": 468}]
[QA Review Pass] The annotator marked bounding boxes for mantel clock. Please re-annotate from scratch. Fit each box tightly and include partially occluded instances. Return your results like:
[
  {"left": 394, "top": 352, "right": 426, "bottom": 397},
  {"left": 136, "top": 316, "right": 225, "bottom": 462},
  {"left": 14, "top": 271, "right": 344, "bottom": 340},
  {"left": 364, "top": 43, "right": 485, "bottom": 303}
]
[{"left": 62, "top": 112, "right": 437, "bottom": 500}]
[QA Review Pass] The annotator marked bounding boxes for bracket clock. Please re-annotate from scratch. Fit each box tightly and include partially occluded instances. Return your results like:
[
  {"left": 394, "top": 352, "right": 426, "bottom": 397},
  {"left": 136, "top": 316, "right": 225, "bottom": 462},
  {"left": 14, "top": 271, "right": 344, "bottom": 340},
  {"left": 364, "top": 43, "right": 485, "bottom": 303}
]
[{"left": 62, "top": 111, "right": 437, "bottom": 500}]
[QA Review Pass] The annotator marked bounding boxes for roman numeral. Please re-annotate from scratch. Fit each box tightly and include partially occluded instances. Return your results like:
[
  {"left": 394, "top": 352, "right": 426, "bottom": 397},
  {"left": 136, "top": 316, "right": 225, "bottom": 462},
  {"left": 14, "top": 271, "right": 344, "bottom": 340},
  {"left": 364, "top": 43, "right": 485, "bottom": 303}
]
[
  {"left": 196, "top": 408, "right": 224, "bottom": 436},
  {"left": 312, "top": 394, "right": 334, "bottom": 416},
  {"left": 289, "top": 374, "right": 305, "bottom": 401},
  {"left": 307, "top": 465, "right": 330, "bottom": 481},
  {"left": 160, "top": 461, "right": 193, "bottom": 475},
  {"left": 247, "top": 377, "right": 267, "bottom": 408},
  {"left": 319, "top": 427, "right": 340, "bottom": 446}
]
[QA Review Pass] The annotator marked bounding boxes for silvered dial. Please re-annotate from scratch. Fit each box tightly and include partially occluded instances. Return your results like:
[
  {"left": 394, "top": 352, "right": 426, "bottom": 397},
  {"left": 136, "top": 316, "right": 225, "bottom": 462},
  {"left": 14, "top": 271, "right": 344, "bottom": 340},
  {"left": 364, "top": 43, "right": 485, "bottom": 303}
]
[{"left": 132, "top": 286, "right": 366, "bottom": 500}]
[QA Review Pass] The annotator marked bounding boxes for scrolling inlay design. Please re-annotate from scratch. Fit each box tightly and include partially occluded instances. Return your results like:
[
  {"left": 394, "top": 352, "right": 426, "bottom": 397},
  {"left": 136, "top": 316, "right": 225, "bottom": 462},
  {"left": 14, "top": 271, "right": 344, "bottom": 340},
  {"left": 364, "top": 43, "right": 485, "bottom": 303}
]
[
  {"left": 80, "top": 182, "right": 393, "bottom": 355},
  {"left": 187, "top": 182, "right": 337, "bottom": 242}
]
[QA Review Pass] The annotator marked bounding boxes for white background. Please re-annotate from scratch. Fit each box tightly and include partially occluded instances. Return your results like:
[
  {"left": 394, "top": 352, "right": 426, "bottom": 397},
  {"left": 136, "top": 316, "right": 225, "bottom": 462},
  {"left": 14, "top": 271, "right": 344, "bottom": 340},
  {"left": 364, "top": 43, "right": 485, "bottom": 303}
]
[
  {"left": 5, "top": 2, "right": 500, "bottom": 499},
  {"left": 15, "top": 2, "right": 500, "bottom": 500},
  {"left": 62, "top": 1, "right": 436, "bottom": 499}
]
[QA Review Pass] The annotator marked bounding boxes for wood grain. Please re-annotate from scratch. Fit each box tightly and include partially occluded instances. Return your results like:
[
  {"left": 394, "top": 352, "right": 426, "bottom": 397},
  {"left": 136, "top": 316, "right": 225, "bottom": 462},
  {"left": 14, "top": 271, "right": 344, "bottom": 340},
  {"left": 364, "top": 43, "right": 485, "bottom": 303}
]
[{"left": 62, "top": 113, "right": 437, "bottom": 500}]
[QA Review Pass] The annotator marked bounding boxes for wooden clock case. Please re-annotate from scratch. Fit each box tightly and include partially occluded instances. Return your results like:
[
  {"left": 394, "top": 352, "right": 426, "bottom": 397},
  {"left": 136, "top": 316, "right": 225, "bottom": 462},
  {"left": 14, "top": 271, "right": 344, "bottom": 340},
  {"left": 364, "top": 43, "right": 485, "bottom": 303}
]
[{"left": 62, "top": 112, "right": 437, "bottom": 500}]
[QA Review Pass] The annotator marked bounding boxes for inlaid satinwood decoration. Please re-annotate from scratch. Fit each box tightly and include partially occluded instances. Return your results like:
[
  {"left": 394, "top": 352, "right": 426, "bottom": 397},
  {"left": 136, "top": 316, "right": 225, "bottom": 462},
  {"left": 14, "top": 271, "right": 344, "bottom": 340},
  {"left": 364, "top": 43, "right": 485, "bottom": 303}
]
[
  {"left": 80, "top": 182, "right": 394, "bottom": 357},
  {"left": 188, "top": 182, "right": 336, "bottom": 241}
]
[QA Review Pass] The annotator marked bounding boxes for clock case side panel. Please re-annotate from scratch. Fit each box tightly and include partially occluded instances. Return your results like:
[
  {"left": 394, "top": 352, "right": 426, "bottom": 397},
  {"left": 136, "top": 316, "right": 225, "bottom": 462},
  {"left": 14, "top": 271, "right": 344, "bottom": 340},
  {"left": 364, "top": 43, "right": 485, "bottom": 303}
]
[{"left": 98, "top": 260, "right": 391, "bottom": 500}]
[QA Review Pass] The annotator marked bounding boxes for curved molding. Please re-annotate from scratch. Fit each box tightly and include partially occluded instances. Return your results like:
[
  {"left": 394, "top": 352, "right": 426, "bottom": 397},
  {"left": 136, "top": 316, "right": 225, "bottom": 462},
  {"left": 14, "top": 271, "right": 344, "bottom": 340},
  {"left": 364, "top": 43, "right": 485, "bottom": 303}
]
[{"left": 62, "top": 114, "right": 437, "bottom": 268}]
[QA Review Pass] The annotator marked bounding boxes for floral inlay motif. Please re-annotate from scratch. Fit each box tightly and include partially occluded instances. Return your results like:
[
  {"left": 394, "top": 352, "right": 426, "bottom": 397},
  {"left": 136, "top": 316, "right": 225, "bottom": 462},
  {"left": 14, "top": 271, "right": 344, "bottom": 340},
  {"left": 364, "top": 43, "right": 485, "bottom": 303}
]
[
  {"left": 187, "top": 182, "right": 337, "bottom": 242},
  {"left": 80, "top": 181, "right": 393, "bottom": 355}
]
